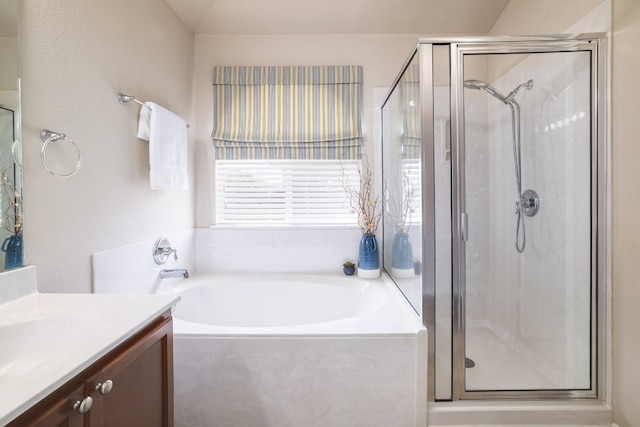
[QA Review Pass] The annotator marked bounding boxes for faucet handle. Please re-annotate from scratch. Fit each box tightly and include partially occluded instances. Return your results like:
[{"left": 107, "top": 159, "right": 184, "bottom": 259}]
[{"left": 153, "top": 237, "right": 177, "bottom": 265}]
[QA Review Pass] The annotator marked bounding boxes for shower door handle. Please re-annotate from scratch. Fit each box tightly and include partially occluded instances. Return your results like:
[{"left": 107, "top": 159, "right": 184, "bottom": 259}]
[{"left": 461, "top": 213, "right": 469, "bottom": 242}]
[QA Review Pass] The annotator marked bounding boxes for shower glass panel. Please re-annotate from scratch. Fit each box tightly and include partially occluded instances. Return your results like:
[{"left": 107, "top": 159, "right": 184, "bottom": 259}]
[
  {"left": 382, "top": 35, "right": 606, "bottom": 401},
  {"left": 461, "top": 50, "right": 592, "bottom": 393},
  {"left": 381, "top": 51, "right": 423, "bottom": 315}
]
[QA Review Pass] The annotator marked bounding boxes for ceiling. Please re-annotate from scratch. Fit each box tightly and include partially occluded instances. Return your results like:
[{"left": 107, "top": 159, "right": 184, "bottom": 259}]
[{"left": 165, "top": 0, "right": 510, "bottom": 35}]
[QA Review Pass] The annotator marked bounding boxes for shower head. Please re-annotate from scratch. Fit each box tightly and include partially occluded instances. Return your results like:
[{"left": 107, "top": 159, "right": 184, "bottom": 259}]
[
  {"left": 505, "top": 79, "right": 534, "bottom": 104},
  {"left": 463, "top": 79, "right": 534, "bottom": 104},
  {"left": 463, "top": 79, "right": 487, "bottom": 90},
  {"left": 463, "top": 79, "right": 508, "bottom": 103}
]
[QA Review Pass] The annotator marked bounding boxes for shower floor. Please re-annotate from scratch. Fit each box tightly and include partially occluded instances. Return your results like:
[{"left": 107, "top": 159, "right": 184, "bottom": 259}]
[{"left": 465, "top": 326, "right": 558, "bottom": 391}]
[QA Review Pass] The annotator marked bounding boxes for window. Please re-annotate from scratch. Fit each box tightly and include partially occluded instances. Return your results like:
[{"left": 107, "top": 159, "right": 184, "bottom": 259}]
[
  {"left": 216, "top": 159, "right": 359, "bottom": 225},
  {"left": 212, "top": 66, "right": 363, "bottom": 226}
]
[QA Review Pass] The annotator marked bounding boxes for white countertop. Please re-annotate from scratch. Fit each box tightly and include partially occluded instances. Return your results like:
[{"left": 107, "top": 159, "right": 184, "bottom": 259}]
[{"left": 0, "top": 291, "right": 179, "bottom": 425}]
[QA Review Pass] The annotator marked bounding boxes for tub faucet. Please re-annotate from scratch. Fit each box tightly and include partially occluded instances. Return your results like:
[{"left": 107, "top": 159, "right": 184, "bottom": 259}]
[{"left": 159, "top": 268, "right": 190, "bottom": 279}]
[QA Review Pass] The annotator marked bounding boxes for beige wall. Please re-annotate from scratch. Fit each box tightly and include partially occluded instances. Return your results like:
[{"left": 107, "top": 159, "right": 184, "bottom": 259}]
[
  {"left": 612, "top": 1, "right": 640, "bottom": 425},
  {"left": 490, "top": 0, "right": 604, "bottom": 35},
  {"left": 193, "top": 34, "right": 422, "bottom": 226},
  {"left": 488, "top": 0, "right": 607, "bottom": 80},
  {"left": 0, "top": 37, "right": 18, "bottom": 90},
  {"left": 20, "top": 0, "right": 195, "bottom": 292}
]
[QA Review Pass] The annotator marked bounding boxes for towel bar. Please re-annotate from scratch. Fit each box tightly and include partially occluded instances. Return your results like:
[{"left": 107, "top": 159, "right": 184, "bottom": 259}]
[{"left": 118, "top": 93, "right": 190, "bottom": 128}]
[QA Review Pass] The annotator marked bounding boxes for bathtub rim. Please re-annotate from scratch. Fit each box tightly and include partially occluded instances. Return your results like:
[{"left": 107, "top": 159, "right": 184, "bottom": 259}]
[{"left": 162, "top": 272, "right": 425, "bottom": 337}]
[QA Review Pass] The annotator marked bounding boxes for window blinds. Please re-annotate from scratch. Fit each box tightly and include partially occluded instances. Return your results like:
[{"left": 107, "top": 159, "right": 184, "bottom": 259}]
[
  {"left": 212, "top": 65, "right": 363, "bottom": 160},
  {"left": 215, "top": 159, "right": 360, "bottom": 225}
]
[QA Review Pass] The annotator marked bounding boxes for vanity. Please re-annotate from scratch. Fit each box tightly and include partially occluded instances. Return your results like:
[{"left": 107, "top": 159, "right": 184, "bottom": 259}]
[{"left": 0, "top": 267, "right": 179, "bottom": 426}]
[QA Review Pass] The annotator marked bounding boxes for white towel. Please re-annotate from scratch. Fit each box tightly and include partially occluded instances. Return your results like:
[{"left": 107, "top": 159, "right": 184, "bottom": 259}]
[{"left": 137, "top": 102, "right": 188, "bottom": 190}]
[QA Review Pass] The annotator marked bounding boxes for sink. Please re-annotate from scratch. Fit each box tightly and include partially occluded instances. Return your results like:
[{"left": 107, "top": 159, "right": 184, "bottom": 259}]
[{"left": 0, "top": 317, "right": 78, "bottom": 376}]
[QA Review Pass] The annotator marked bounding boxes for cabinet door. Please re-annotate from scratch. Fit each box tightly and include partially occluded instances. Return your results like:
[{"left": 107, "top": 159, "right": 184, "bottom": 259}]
[
  {"left": 89, "top": 317, "right": 173, "bottom": 427},
  {"left": 19, "top": 384, "right": 86, "bottom": 427}
]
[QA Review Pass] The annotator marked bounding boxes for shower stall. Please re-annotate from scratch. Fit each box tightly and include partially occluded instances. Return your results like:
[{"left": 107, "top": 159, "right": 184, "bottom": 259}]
[{"left": 381, "top": 34, "right": 607, "bottom": 401}]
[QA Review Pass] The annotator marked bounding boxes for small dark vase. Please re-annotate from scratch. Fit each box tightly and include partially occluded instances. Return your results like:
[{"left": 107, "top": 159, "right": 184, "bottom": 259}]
[
  {"left": 2, "top": 234, "right": 23, "bottom": 270},
  {"left": 343, "top": 265, "right": 355, "bottom": 276}
]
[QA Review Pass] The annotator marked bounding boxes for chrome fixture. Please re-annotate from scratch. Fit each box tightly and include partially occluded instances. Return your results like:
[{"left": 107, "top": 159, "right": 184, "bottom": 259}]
[
  {"left": 159, "top": 268, "right": 190, "bottom": 279},
  {"left": 117, "top": 93, "right": 149, "bottom": 109},
  {"left": 464, "top": 80, "right": 509, "bottom": 103},
  {"left": 39, "top": 129, "right": 82, "bottom": 177},
  {"left": 463, "top": 79, "right": 533, "bottom": 105},
  {"left": 73, "top": 396, "right": 93, "bottom": 414},
  {"left": 519, "top": 189, "right": 540, "bottom": 217},
  {"left": 153, "top": 237, "right": 177, "bottom": 265},
  {"left": 95, "top": 379, "right": 114, "bottom": 395},
  {"left": 118, "top": 93, "right": 190, "bottom": 127},
  {"left": 464, "top": 78, "right": 535, "bottom": 253}
]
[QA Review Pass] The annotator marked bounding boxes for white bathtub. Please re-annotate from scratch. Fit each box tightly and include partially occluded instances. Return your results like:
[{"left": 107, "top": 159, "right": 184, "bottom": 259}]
[
  {"left": 161, "top": 273, "right": 427, "bottom": 427},
  {"left": 163, "top": 273, "right": 418, "bottom": 335}
]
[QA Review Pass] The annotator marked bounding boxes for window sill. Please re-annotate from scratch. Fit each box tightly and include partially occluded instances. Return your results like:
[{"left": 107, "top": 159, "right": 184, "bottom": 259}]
[{"left": 208, "top": 224, "right": 362, "bottom": 232}]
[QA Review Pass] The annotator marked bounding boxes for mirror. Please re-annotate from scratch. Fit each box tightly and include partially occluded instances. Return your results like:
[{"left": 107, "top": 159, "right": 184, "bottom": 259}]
[
  {"left": 0, "top": 0, "right": 22, "bottom": 271},
  {"left": 381, "top": 53, "right": 423, "bottom": 313}
]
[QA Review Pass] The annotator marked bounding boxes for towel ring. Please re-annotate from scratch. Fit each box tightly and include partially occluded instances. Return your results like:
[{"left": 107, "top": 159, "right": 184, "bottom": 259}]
[{"left": 40, "top": 129, "right": 82, "bottom": 177}]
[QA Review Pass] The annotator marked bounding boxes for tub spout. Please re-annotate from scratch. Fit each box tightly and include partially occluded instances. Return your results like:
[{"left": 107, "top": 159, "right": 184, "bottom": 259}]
[{"left": 159, "top": 268, "right": 190, "bottom": 279}]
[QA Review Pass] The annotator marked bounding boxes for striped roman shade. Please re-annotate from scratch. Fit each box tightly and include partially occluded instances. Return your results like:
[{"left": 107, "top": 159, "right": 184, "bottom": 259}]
[{"left": 212, "top": 66, "right": 363, "bottom": 160}]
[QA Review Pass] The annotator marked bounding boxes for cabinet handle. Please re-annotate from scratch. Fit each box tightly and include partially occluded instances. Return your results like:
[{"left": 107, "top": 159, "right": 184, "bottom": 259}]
[
  {"left": 95, "top": 379, "right": 114, "bottom": 395},
  {"left": 73, "top": 396, "right": 93, "bottom": 414}
]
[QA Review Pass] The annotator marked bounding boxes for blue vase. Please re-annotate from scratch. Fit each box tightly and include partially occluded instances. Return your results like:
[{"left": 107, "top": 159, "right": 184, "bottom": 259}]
[
  {"left": 2, "top": 235, "right": 23, "bottom": 270},
  {"left": 391, "top": 232, "right": 414, "bottom": 278},
  {"left": 358, "top": 234, "right": 380, "bottom": 278}
]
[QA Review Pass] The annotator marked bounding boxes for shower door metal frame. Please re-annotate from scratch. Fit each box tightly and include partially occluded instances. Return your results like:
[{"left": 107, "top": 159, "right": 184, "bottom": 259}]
[
  {"left": 414, "top": 34, "right": 608, "bottom": 402},
  {"left": 447, "top": 34, "right": 607, "bottom": 401}
]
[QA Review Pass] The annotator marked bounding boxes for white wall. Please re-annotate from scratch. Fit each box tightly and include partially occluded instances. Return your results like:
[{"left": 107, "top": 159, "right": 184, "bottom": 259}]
[
  {"left": 611, "top": 1, "right": 640, "bottom": 425},
  {"left": 20, "top": 0, "right": 195, "bottom": 292},
  {"left": 193, "top": 34, "right": 423, "bottom": 227}
]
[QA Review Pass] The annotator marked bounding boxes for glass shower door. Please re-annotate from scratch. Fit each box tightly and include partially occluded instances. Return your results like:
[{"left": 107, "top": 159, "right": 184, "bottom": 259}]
[{"left": 453, "top": 43, "right": 599, "bottom": 397}]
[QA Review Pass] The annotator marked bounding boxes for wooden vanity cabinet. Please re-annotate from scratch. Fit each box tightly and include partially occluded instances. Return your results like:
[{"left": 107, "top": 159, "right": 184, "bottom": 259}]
[
  {"left": 25, "top": 385, "right": 86, "bottom": 427},
  {"left": 9, "top": 311, "right": 174, "bottom": 427}
]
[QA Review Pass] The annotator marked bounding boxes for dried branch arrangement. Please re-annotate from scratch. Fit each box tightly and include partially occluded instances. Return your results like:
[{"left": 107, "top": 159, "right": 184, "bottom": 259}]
[
  {"left": 343, "top": 159, "right": 381, "bottom": 235},
  {"left": 384, "top": 168, "right": 419, "bottom": 234},
  {"left": 1, "top": 169, "right": 22, "bottom": 236}
]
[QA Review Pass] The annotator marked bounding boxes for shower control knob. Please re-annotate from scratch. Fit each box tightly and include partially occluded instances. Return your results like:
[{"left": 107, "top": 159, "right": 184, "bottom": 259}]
[
  {"left": 95, "top": 379, "right": 114, "bottom": 395},
  {"left": 520, "top": 189, "right": 540, "bottom": 217}
]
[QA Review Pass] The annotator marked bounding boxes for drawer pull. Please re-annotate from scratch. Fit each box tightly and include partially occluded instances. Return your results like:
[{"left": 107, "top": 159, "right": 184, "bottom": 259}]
[
  {"left": 73, "top": 396, "right": 93, "bottom": 414},
  {"left": 95, "top": 380, "right": 114, "bottom": 395}
]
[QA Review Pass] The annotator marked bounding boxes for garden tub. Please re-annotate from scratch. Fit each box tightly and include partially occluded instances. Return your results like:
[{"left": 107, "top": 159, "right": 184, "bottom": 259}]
[{"left": 160, "top": 273, "right": 427, "bottom": 427}]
